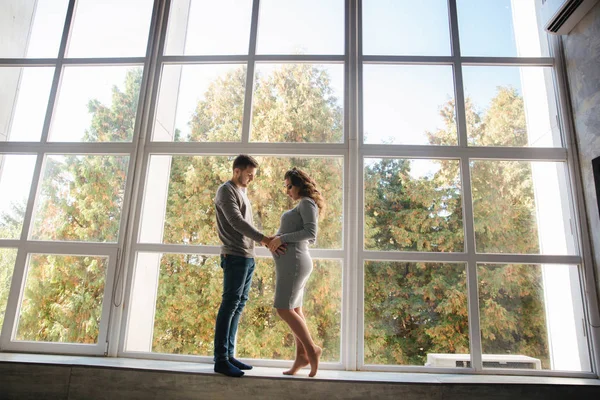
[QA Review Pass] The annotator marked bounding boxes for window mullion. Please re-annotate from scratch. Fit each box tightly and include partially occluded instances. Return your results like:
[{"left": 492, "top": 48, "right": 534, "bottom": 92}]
[
  {"left": 345, "top": 0, "right": 360, "bottom": 371},
  {"left": 111, "top": 0, "right": 172, "bottom": 356},
  {"left": 448, "top": 0, "right": 483, "bottom": 373},
  {"left": 38, "top": 0, "right": 76, "bottom": 145},
  {"left": 240, "top": 0, "right": 260, "bottom": 144},
  {"left": 462, "top": 157, "right": 483, "bottom": 372}
]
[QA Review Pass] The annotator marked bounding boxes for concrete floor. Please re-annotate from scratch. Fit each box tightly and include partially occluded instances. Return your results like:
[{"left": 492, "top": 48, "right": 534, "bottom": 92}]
[{"left": 1, "top": 353, "right": 600, "bottom": 399}]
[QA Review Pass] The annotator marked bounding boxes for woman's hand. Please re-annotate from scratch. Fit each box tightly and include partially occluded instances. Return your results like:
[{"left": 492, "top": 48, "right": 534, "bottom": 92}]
[{"left": 268, "top": 236, "right": 283, "bottom": 253}]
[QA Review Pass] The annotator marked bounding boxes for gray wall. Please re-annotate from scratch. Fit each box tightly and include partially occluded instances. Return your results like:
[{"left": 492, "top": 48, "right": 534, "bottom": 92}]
[
  {"left": 563, "top": 3, "right": 600, "bottom": 295},
  {"left": 0, "top": 0, "right": 36, "bottom": 143},
  {"left": 2, "top": 361, "right": 600, "bottom": 400}
]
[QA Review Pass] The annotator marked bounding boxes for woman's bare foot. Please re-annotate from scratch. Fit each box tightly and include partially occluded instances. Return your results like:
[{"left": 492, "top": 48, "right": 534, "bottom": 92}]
[
  {"left": 308, "top": 346, "right": 322, "bottom": 377},
  {"left": 282, "top": 354, "right": 309, "bottom": 375}
]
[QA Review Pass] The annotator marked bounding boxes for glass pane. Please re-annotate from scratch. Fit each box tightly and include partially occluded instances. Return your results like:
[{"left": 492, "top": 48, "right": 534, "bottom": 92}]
[
  {"left": 364, "top": 261, "right": 469, "bottom": 366},
  {"left": 128, "top": 254, "right": 342, "bottom": 362},
  {"left": 139, "top": 156, "right": 343, "bottom": 250},
  {"left": 0, "top": 248, "right": 17, "bottom": 331},
  {"left": 66, "top": 0, "right": 153, "bottom": 57},
  {"left": 364, "top": 158, "right": 463, "bottom": 252},
  {"left": 152, "top": 64, "right": 246, "bottom": 142},
  {"left": 471, "top": 161, "right": 575, "bottom": 255},
  {"left": 0, "top": 0, "right": 68, "bottom": 58},
  {"left": 16, "top": 254, "right": 108, "bottom": 343},
  {"left": 251, "top": 64, "right": 344, "bottom": 143},
  {"left": 463, "top": 66, "right": 560, "bottom": 147},
  {"left": 165, "top": 0, "right": 252, "bottom": 55},
  {"left": 0, "top": 67, "right": 54, "bottom": 142},
  {"left": 31, "top": 155, "right": 129, "bottom": 242},
  {"left": 479, "top": 264, "right": 591, "bottom": 372},
  {"left": 0, "top": 155, "right": 37, "bottom": 239},
  {"left": 363, "top": 0, "right": 450, "bottom": 56},
  {"left": 363, "top": 65, "right": 456, "bottom": 145},
  {"left": 256, "top": 0, "right": 344, "bottom": 55},
  {"left": 49, "top": 66, "right": 142, "bottom": 142},
  {"left": 457, "top": 0, "right": 548, "bottom": 57}
]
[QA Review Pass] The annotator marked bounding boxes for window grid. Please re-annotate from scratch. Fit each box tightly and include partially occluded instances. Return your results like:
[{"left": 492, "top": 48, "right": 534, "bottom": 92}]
[
  {"left": 0, "top": 0, "right": 596, "bottom": 377},
  {"left": 0, "top": 0, "right": 154, "bottom": 355}
]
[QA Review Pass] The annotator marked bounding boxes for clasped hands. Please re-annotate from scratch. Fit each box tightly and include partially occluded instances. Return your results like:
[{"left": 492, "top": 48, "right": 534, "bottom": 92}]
[{"left": 261, "top": 236, "right": 286, "bottom": 256}]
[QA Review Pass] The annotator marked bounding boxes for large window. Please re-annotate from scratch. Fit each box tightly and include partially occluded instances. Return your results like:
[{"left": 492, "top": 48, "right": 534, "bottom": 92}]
[
  {"left": 359, "top": 0, "right": 590, "bottom": 374},
  {"left": 0, "top": 0, "right": 150, "bottom": 355},
  {"left": 0, "top": 0, "right": 596, "bottom": 377}
]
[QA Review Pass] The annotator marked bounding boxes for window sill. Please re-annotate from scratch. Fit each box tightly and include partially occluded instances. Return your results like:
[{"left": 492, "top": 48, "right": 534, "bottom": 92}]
[{"left": 1, "top": 352, "right": 598, "bottom": 386}]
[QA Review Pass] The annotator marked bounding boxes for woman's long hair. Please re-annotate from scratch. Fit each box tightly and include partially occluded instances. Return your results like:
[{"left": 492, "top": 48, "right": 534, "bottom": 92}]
[{"left": 285, "top": 167, "right": 326, "bottom": 215}]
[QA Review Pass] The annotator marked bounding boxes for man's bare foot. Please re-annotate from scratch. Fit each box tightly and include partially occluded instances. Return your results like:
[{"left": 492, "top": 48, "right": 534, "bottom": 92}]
[
  {"left": 308, "top": 346, "right": 322, "bottom": 377},
  {"left": 282, "top": 354, "right": 309, "bottom": 375}
]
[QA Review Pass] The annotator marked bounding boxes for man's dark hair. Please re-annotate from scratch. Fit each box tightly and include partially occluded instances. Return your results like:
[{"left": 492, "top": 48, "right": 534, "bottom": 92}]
[{"left": 232, "top": 154, "right": 259, "bottom": 171}]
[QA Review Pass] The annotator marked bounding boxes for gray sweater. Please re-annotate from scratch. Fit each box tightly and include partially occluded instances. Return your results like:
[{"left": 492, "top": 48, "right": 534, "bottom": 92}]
[
  {"left": 215, "top": 180, "right": 264, "bottom": 258},
  {"left": 277, "top": 197, "right": 318, "bottom": 246}
]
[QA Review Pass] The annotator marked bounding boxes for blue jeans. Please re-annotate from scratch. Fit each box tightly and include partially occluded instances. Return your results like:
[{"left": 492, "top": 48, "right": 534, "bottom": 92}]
[{"left": 214, "top": 254, "right": 255, "bottom": 362}]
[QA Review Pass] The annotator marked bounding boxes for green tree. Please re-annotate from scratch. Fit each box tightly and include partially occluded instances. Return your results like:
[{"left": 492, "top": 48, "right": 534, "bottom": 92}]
[
  {"left": 151, "top": 64, "right": 343, "bottom": 362},
  {"left": 5, "top": 62, "right": 548, "bottom": 369},
  {"left": 428, "top": 89, "right": 548, "bottom": 365},
  {"left": 363, "top": 156, "right": 468, "bottom": 365},
  {"left": 12, "top": 68, "right": 141, "bottom": 343},
  {"left": 364, "top": 86, "right": 549, "bottom": 367},
  {"left": 0, "top": 203, "right": 22, "bottom": 331},
  {"left": 0, "top": 247, "right": 17, "bottom": 332}
]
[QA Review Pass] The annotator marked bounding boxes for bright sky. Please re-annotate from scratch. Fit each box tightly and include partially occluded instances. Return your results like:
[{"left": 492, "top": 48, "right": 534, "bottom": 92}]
[
  {"left": 1, "top": 0, "right": 550, "bottom": 232},
  {"left": 0, "top": 155, "right": 36, "bottom": 238}
]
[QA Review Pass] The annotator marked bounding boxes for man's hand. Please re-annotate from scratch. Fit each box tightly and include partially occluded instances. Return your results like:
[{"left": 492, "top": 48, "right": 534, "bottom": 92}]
[{"left": 260, "top": 236, "right": 272, "bottom": 247}]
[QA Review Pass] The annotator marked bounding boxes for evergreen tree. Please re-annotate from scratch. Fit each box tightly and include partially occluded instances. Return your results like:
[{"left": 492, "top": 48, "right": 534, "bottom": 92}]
[
  {"left": 364, "top": 87, "right": 548, "bottom": 366},
  {"left": 151, "top": 64, "right": 343, "bottom": 361},
  {"left": 9, "top": 68, "right": 141, "bottom": 343},
  {"left": 1, "top": 66, "right": 549, "bottom": 367}
]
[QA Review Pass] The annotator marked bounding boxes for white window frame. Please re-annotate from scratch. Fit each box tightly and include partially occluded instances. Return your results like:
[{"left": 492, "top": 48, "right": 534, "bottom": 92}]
[
  {"left": 0, "top": 0, "right": 156, "bottom": 355},
  {"left": 0, "top": 0, "right": 598, "bottom": 378}
]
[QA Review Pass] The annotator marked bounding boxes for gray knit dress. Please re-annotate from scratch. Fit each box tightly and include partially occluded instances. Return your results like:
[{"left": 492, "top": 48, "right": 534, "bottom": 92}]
[{"left": 273, "top": 197, "right": 318, "bottom": 309}]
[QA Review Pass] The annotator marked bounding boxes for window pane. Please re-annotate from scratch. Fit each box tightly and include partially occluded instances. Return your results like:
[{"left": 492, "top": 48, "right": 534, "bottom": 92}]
[
  {"left": 0, "top": 0, "right": 68, "bottom": 58},
  {"left": 363, "top": 65, "right": 456, "bottom": 145},
  {"left": 256, "top": 0, "right": 344, "bottom": 55},
  {"left": 364, "top": 158, "right": 463, "bottom": 252},
  {"left": 463, "top": 66, "right": 560, "bottom": 148},
  {"left": 251, "top": 64, "right": 344, "bottom": 143},
  {"left": 31, "top": 155, "right": 129, "bottom": 242},
  {"left": 479, "top": 264, "right": 591, "bottom": 372},
  {"left": 457, "top": 0, "right": 548, "bottom": 57},
  {"left": 0, "top": 248, "right": 17, "bottom": 332},
  {"left": 127, "top": 254, "right": 342, "bottom": 363},
  {"left": 152, "top": 64, "right": 246, "bottom": 142},
  {"left": 16, "top": 254, "right": 108, "bottom": 343},
  {"left": 0, "top": 155, "right": 37, "bottom": 239},
  {"left": 471, "top": 161, "right": 575, "bottom": 255},
  {"left": 49, "top": 66, "right": 142, "bottom": 142},
  {"left": 363, "top": 0, "right": 450, "bottom": 56},
  {"left": 364, "top": 261, "right": 469, "bottom": 366},
  {"left": 66, "top": 0, "right": 153, "bottom": 57},
  {"left": 150, "top": 253, "right": 222, "bottom": 355},
  {"left": 139, "top": 156, "right": 343, "bottom": 249},
  {"left": 165, "top": 0, "right": 252, "bottom": 55},
  {"left": 0, "top": 67, "right": 54, "bottom": 142}
]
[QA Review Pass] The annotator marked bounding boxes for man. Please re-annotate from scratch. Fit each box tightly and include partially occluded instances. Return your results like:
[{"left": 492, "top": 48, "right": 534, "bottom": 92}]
[{"left": 213, "top": 154, "right": 281, "bottom": 377}]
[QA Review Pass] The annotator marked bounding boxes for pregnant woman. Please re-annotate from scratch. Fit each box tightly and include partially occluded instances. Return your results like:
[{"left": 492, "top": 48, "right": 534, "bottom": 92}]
[{"left": 267, "top": 167, "right": 325, "bottom": 377}]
